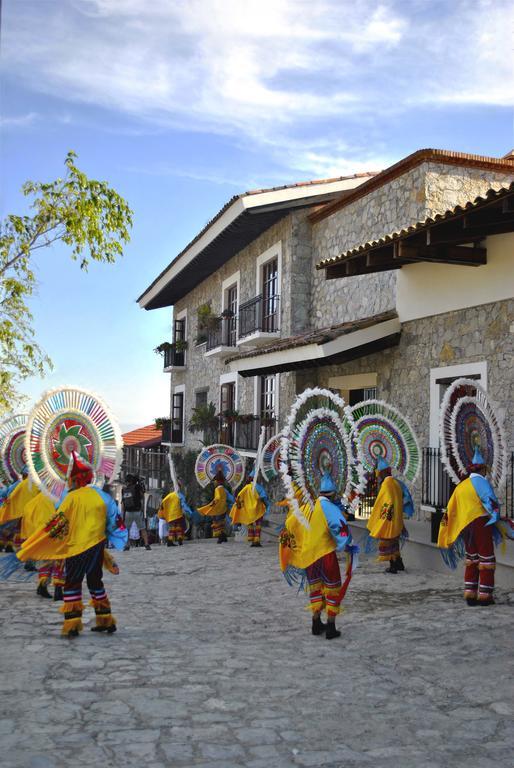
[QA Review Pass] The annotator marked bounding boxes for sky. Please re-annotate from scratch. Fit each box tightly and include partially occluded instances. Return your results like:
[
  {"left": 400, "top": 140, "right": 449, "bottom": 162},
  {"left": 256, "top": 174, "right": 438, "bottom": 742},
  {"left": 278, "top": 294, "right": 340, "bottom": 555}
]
[{"left": 1, "top": 0, "right": 513, "bottom": 432}]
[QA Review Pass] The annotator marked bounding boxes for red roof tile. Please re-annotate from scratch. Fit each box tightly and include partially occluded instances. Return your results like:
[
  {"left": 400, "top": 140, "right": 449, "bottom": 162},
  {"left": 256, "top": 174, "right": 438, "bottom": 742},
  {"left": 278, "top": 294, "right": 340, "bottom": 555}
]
[{"left": 122, "top": 424, "right": 162, "bottom": 448}]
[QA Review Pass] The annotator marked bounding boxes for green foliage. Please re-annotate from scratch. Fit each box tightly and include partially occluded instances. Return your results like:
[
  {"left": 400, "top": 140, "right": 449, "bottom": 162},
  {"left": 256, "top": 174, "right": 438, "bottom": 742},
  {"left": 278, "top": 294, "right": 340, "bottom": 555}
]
[
  {"left": 154, "top": 341, "right": 172, "bottom": 357},
  {"left": 154, "top": 416, "right": 171, "bottom": 430},
  {"left": 188, "top": 401, "right": 219, "bottom": 445},
  {"left": 0, "top": 151, "right": 133, "bottom": 415}
]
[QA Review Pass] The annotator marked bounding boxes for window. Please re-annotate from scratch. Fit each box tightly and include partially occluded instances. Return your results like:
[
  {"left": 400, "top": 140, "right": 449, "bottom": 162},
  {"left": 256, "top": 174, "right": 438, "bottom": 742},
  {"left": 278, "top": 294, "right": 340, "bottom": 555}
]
[
  {"left": 349, "top": 387, "right": 377, "bottom": 406},
  {"left": 173, "top": 316, "right": 186, "bottom": 366},
  {"left": 220, "top": 382, "right": 236, "bottom": 444},
  {"left": 261, "top": 258, "right": 279, "bottom": 332},
  {"left": 195, "top": 390, "right": 208, "bottom": 409},
  {"left": 225, "top": 284, "right": 238, "bottom": 346},
  {"left": 171, "top": 391, "right": 184, "bottom": 444},
  {"left": 259, "top": 374, "right": 276, "bottom": 441}
]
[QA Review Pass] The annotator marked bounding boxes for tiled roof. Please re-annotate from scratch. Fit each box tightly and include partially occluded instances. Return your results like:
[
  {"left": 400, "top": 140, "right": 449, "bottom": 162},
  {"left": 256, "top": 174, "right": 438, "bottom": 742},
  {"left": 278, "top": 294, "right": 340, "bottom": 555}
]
[
  {"left": 309, "top": 149, "right": 514, "bottom": 224},
  {"left": 137, "top": 172, "right": 377, "bottom": 302},
  {"left": 122, "top": 424, "right": 162, "bottom": 448},
  {"left": 317, "top": 181, "right": 514, "bottom": 269},
  {"left": 226, "top": 310, "right": 398, "bottom": 363}
]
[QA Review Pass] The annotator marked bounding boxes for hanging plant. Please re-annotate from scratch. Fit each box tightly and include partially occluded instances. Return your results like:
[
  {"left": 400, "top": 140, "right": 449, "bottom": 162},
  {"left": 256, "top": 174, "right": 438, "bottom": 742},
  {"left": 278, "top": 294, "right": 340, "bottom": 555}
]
[
  {"left": 174, "top": 339, "right": 188, "bottom": 352},
  {"left": 154, "top": 341, "right": 172, "bottom": 357}
]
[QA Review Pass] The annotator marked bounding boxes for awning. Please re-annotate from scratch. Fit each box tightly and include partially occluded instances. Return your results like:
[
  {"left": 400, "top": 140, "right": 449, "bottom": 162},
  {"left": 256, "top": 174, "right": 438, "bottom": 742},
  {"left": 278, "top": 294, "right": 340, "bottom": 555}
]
[{"left": 227, "top": 310, "right": 401, "bottom": 377}]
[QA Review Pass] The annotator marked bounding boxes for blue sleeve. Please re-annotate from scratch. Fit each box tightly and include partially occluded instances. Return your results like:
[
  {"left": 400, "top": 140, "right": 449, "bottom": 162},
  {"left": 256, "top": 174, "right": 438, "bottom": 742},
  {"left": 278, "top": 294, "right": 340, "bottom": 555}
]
[
  {"left": 94, "top": 487, "right": 128, "bottom": 550},
  {"left": 178, "top": 491, "right": 194, "bottom": 518},
  {"left": 255, "top": 482, "right": 271, "bottom": 518},
  {"left": 470, "top": 475, "right": 500, "bottom": 524},
  {"left": 399, "top": 481, "right": 415, "bottom": 519},
  {"left": 225, "top": 489, "right": 235, "bottom": 508},
  {"left": 319, "top": 497, "right": 350, "bottom": 552}
]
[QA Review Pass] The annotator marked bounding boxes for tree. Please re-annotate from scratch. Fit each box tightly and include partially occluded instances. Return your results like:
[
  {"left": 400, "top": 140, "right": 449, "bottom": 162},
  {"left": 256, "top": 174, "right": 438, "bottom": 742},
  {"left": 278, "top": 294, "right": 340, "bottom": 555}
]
[{"left": 0, "top": 151, "right": 133, "bottom": 414}]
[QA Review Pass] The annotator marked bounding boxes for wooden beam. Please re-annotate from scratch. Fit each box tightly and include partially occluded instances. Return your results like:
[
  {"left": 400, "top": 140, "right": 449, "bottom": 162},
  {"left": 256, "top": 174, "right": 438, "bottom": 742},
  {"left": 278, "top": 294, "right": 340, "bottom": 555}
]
[
  {"left": 427, "top": 219, "right": 514, "bottom": 245},
  {"left": 398, "top": 241, "right": 486, "bottom": 265}
]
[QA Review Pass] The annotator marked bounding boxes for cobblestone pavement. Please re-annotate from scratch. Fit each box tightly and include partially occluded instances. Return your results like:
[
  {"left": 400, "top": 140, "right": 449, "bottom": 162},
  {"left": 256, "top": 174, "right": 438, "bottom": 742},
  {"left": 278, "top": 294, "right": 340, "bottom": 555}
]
[{"left": 1, "top": 540, "right": 514, "bottom": 768}]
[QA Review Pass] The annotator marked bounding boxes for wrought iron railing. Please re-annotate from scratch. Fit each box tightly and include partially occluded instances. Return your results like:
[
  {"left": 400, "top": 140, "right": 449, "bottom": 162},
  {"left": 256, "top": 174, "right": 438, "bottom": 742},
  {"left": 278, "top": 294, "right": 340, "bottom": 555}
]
[
  {"left": 233, "top": 417, "right": 276, "bottom": 451},
  {"left": 355, "top": 473, "right": 378, "bottom": 519},
  {"left": 238, "top": 294, "right": 280, "bottom": 338},
  {"left": 206, "top": 317, "right": 237, "bottom": 351},
  {"left": 421, "top": 447, "right": 456, "bottom": 510},
  {"left": 163, "top": 345, "right": 185, "bottom": 369}
]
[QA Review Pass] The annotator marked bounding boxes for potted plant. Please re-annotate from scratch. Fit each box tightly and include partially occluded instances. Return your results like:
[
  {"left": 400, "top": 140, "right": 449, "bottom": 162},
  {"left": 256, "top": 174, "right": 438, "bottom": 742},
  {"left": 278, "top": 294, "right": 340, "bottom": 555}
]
[
  {"left": 153, "top": 341, "right": 172, "bottom": 357},
  {"left": 221, "top": 308, "right": 235, "bottom": 319},
  {"left": 174, "top": 338, "right": 188, "bottom": 353},
  {"left": 154, "top": 416, "right": 171, "bottom": 430}
]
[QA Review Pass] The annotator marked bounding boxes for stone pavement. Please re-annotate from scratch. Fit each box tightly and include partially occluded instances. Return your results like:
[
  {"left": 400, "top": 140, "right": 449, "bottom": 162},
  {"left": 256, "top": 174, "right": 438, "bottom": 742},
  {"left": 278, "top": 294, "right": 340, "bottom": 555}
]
[{"left": 1, "top": 539, "right": 514, "bottom": 768}]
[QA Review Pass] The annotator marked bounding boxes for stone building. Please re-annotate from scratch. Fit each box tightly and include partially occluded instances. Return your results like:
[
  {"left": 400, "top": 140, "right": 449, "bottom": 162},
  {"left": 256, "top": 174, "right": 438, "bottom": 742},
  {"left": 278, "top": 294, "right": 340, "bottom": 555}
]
[{"left": 138, "top": 148, "right": 514, "bottom": 517}]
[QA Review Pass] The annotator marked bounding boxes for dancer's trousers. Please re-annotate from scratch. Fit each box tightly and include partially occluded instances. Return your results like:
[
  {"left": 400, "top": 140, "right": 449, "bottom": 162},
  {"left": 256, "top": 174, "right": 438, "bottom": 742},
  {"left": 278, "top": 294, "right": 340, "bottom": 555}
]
[
  {"left": 61, "top": 540, "right": 115, "bottom": 634},
  {"left": 306, "top": 552, "right": 343, "bottom": 617},
  {"left": 463, "top": 516, "right": 495, "bottom": 602},
  {"left": 247, "top": 517, "right": 263, "bottom": 543}
]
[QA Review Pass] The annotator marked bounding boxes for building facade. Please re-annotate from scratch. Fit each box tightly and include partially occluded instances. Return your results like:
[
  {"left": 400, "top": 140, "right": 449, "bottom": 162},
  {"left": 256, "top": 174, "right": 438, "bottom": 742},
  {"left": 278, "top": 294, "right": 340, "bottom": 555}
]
[{"left": 139, "top": 148, "right": 514, "bottom": 515}]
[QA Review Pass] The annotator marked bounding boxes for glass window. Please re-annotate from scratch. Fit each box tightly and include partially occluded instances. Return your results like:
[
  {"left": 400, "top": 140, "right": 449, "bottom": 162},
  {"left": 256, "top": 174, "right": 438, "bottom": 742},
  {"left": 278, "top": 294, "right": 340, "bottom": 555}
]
[
  {"left": 171, "top": 392, "right": 184, "bottom": 444},
  {"left": 261, "top": 258, "right": 279, "bottom": 332}
]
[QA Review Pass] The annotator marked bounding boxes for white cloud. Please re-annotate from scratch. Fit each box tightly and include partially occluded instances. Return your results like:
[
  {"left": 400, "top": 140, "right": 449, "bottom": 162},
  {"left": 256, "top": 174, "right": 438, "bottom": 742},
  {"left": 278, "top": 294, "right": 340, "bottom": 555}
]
[
  {"left": 0, "top": 112, "right": 39, "bottom": 127},
  {"left": 2, "top": 0, "right": 513, "bottom": 176}
]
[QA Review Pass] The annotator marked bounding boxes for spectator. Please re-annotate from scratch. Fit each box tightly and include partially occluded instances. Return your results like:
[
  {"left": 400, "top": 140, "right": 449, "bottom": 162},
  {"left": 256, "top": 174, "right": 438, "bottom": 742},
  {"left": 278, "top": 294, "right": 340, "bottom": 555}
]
[{"left": 121, "top": 475, "right": 151, "bottom": 551}]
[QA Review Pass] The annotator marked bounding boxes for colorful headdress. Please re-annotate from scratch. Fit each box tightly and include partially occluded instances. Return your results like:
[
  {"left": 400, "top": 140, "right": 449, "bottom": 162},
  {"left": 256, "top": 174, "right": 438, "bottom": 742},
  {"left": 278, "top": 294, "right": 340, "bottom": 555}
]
[
  {"left": 439, "top": 378, "right": 507, "bottom": 487},
  {"left": 0, "top": 413, "right": 29, "bottom": 483},
  {"left": 25, "top": 386, "right": 123, "bottom": 501},
  {"left": 195, "top": 444, "right": 245, "bottom": 491},
  {"left": 259, "top": 433, "right": 283, "bottom": 482},
  {"left": 350, "top": 399, "right": 421, "bottom": 484},
  {"left": 280, "top": 387, "right": 366, "bottom": 526}
]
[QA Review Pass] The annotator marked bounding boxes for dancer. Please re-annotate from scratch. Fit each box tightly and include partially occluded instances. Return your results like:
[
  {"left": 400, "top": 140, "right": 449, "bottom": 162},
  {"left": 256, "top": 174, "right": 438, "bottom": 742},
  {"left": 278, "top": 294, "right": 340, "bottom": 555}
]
[
  {"left": 16, "top": 453, "right": 127, "bottom": 637},
  {"left": 230, "top": 468, "right": 270, "bottom": 547},
  {"left": 279, "top": 388, "right": 364, "bottom": 639},
  {"left": 21, "top": 490, "right": 64, "bottom": 599},
  {"left": 159, "top": 481, "right": 194, "bottom": 546},
  {"left": 0, "top": 466, "right": 39, "bottom": 551},
  {"left": 367, "top": 457, "right": 414, "bottom": 573},
  {"left": 197, "top": 468, "right": 234, "bottom": 543},
  {"left": 279, "top": 471, "right": 357, "bottom": 639},
  {"left": 437, "top": 377, "right": 509, "bottom": 606},
  {"left": 438, "top": 447, "right": 499, "bottom": 606}
]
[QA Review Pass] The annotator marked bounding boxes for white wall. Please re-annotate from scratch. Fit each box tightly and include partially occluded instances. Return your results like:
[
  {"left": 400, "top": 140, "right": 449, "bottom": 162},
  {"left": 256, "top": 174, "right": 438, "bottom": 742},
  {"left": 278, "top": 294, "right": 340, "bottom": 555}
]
[{"left": 397, "top": 233, "right": 514, "bottom": 322}]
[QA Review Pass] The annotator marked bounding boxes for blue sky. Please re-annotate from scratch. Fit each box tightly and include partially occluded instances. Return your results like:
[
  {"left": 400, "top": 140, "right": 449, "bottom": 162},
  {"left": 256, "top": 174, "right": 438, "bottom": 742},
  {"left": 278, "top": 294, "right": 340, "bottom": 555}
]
[{"left": 1, "top": 0, "right": 513, "bottom": 431}]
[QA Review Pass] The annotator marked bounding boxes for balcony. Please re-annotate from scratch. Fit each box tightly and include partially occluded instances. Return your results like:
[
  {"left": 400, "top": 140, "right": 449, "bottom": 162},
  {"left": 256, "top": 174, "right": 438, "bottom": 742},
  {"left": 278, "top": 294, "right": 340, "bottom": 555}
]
[
  {"left": 233, "top": 416, "right": 276, "bottom": 452},
  {"left": 163, "top": 344, "right": 186, "bottom": 371},
  {"left": 237, "top": 295, "right": 280, "bottom": 347},
  {"left": 205, "top": 316, "right": 237, "bottom": 358}
]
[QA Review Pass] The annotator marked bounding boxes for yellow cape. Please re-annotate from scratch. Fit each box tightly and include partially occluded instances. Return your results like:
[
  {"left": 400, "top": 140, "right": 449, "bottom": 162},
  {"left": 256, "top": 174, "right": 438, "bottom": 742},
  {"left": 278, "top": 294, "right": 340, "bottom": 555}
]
[
  {"left": 279, "top": 498, "right": 335, "bottom": 572},
  {"left": 0, "top": 478, "right": 39, "bottom": 525},
  {"left": 230, "top": 483, "right": 265, "bottom": 526},
  {"left": 20, "top": 492, "right": 56, "bottom": 541},
  {"left": 17, "top": 486, "right": 107, "bottom": 562},
  {"left": 367, "top": 476, "right": 404, "bottom": 540},
  {"left": 158, "top": 491, "right": 183, "bottom": 523},
  {"left": 437, "top": 477, "right": 485, "bottom": 549},
  {"left": 198, "top": 485, "right": 227, "bottom": 518}
]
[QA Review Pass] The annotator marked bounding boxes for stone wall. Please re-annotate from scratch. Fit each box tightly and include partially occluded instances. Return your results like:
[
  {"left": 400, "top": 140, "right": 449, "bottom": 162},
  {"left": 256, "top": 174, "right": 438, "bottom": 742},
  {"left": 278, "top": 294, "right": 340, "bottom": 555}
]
[
  {"left": 310, "top": 163, "right": 514, "bottom": 329},
  {"left": 168, "top": 212, "right": 307, "bottom": 452},
  {"left": 307, "top": 298, "right": 514, "bottom": 507}
]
